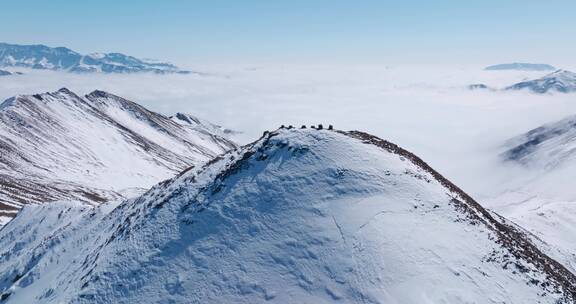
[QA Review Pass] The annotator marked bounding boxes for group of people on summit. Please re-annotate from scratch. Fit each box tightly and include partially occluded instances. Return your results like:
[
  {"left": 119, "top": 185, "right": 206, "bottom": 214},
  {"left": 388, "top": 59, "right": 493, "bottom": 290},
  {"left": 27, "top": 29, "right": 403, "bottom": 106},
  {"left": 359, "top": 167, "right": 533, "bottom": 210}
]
[{"left": 280, "top": 124, "right": 333, "bottom": 130}]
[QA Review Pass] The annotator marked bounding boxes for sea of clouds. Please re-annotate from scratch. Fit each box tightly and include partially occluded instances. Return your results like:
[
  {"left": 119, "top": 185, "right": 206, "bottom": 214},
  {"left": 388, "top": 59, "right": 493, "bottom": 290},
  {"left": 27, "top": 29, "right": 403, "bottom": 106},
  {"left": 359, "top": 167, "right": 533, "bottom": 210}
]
[{"left": 1, "top": 64, "right": 575, "bottom": 202}]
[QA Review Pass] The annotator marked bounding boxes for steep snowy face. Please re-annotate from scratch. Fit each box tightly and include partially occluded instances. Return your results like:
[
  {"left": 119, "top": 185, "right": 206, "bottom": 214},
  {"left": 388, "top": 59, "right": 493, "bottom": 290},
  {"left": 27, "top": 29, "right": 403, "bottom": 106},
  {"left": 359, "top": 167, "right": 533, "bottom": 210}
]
[
  {"left": 0, "top": 43, "right": 189, "bottom": 74},
  {"left": 0, "top": 89, "right": 236, "bottom": 223},
  {"left": 0, "top": 129, "right": 574, "bottom": 303},
  {"left": 505, "top": 70, "right": 576, "bottom": 93},
  {"left": 85, "top": 91, "right": 236, "bottom": 157}
]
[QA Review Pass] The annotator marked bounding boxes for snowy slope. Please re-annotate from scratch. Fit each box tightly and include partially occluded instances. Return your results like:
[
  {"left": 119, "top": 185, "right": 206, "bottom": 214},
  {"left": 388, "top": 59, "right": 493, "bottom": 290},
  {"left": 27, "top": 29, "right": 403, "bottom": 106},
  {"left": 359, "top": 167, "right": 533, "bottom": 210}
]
[
  {"left": 505, "top": 70, "right": 576, "bottom": 93},
  {"left": 0, "top": 128, "right": 574, "bottom": 303},
  {"left": 488, "top": 114, "right": 576, "bottom": 278},
  {"left": 0, "top": 88, "right": 236, "bottom": 222},
  {"left": 0, "top": 42, "right": 189, "bottom": 74}
]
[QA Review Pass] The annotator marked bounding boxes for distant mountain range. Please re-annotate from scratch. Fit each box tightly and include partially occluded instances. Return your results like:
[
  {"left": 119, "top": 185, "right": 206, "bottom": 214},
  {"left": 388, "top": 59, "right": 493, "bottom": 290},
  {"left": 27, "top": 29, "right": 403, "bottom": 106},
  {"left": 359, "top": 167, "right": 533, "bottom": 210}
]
[
  {"left": 0, "top": 69, "right": 22, "bottom": 76},
  {"left": 505, "top": 70, "right": 576, "bottom": 93},
  {"left": 0, "top": 43, "right": 190, "bottom": 74},
  {"left": 485, "top": 63, "right": 557, "bottom": 71}
]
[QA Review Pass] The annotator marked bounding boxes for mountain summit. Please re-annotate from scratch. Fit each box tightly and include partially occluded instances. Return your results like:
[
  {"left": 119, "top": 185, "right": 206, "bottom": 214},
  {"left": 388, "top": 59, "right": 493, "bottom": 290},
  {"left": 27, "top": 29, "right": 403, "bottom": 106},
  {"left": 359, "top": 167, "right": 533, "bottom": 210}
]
[
  {"left": 0, "top": 43, "right": 189, "bottom": 74},
  {"left": 0, "top": 128, "right": 574, "bottom": 303}
]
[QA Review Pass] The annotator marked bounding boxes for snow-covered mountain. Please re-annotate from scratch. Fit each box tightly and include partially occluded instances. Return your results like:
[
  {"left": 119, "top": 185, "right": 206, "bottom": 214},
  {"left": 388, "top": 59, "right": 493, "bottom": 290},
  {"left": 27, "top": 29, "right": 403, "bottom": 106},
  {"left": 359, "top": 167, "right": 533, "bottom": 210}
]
[
  {"left": 485, "top": 63, "right": 556, "bottom": 71},
  {"left": 170, "top": 112, "right": 238, "bottom": 138},
  {"left": 0, "top": 43, "right": 190, "bottom": 74},
  {"left": 0, "top": 88, "right": 236, "bottom": 225},
  {"left": 502, "top": 113, "right": 576, "bottom": 168},
  {"left": 505, "top": 70, "right": 576, "bottom": 93},
  {"left": 0, "top": 128, "right": 574, "bottom": 303},
  {"left": 488, "top": 114, "right": 576, "bottom": 277}
]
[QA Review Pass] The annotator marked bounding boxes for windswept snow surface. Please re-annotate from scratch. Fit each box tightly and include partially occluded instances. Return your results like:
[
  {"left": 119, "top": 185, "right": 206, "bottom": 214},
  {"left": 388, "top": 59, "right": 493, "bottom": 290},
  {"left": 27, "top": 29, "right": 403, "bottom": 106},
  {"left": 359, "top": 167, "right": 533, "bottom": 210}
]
[
  {"left": 0, "top": 88, "right": 236, "bottom": 222},
  {"left": 0, "top": 129, "right": 574, "bottom": 303}
]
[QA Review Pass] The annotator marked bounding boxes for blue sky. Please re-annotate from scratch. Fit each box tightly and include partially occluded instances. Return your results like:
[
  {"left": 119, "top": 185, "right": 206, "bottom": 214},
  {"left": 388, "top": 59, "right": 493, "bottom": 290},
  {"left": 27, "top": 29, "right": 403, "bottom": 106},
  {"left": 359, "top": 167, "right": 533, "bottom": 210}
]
[{"left": 3, "top": 0, "right": 575, "bottom": 64}]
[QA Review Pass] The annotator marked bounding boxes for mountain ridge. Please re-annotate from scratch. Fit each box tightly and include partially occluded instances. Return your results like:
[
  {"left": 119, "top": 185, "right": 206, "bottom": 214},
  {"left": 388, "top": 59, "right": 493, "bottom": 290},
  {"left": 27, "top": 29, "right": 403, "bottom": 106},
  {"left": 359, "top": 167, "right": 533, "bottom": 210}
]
[{"left": 0, "top": 88, "right": 236, "bottom": 225}]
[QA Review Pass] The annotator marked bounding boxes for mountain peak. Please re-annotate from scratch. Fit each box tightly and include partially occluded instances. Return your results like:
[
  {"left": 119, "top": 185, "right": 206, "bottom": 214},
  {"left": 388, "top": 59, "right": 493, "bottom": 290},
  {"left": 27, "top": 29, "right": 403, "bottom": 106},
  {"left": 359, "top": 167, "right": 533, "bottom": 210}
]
[
  {"left": 56, "top": 87, "right": 74, "bottom": 94},
  {"left": 86, "top": 89, "right": 114, "bottom": 99},
  {"left": 23, "top": 88, "right": 84, "bottom": 104}
]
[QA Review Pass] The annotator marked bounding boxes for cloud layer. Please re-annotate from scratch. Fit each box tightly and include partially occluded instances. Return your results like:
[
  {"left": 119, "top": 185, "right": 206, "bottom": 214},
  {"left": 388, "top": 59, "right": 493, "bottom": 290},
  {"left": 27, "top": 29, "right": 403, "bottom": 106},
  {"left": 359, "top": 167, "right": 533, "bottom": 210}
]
[{"left": 2, "top": 65, "right": 575, "bottom": 200}]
